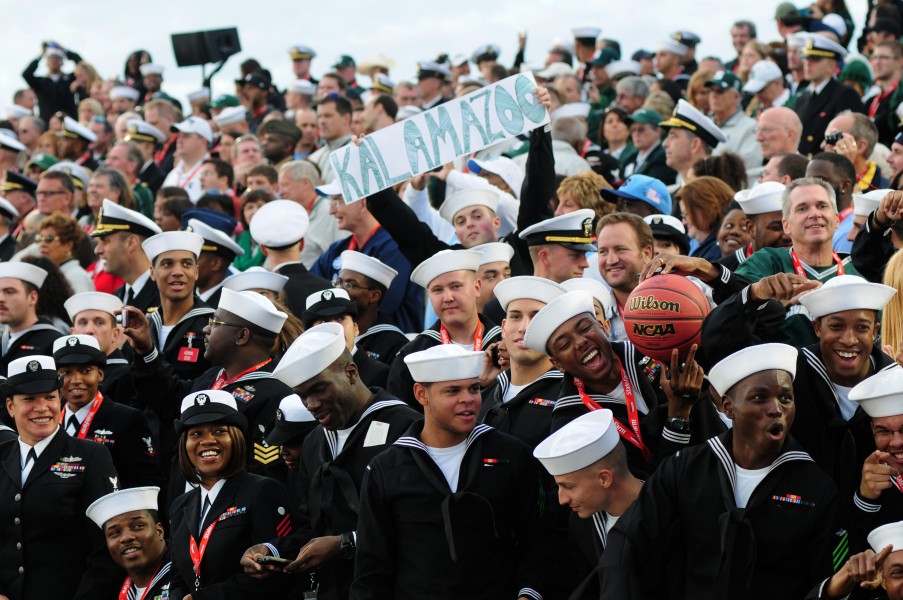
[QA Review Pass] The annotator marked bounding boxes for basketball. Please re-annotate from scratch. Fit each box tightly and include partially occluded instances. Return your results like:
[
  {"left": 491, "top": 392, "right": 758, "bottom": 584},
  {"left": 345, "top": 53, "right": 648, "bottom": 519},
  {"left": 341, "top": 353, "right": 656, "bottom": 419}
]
[{"left": 622, "top": 274, "right": 710, "bottom": 362}]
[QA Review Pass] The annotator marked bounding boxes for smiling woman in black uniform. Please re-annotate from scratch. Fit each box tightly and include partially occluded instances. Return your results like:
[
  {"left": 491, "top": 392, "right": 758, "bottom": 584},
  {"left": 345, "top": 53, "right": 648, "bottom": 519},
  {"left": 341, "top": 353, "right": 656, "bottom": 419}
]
[{"left": 169, "top": 389, "right": 295, "bottom": 599}]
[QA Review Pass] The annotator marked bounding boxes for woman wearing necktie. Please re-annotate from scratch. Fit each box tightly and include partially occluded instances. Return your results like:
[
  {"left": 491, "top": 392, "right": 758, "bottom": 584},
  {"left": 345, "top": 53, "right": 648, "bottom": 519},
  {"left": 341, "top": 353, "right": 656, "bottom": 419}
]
[
  {"left": 169, "top": 389, "right": 295, "bottom": 599},
  {"left": 0, "top": 354, "right": 118, "bottom": 600}
]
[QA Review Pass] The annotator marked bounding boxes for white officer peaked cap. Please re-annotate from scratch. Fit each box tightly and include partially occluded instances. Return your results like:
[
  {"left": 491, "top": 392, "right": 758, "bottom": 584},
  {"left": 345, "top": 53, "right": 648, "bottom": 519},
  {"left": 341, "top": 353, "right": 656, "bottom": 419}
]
[
  {"left": 660, "top": 99, "right": 727, "bottom": 147},
  {"left": 534, "top": 409, "right": 620, "bottom": 475},
  {"left": 218, "top": 288, "right": 288, "bottom": 334},
  {"left": 109, "top": 86, "right": 141, "bottom": 102},
  {"left": 0, "top": 131, "right": 26, "bottom": 153},
  {"left": 802, "top": 34, "right": 848, "bottom": 60},
  {"left": 272, "top": 322, "right": 347, "bottom": 388},
  {"left": 561, "top": 278, "right": 614, "bottom": 317},
  {"left": 493, "top": 276, "right": 567, "bottom": 312},
  {"left": 60, "top": 116, "right": 97, "bottom": 143},
  {"left": 92, "top": 198, "right": 162, "bottom": 239},
  {"left": 410, "top": 249, "right": 481, "bottom": 288},
  {"left": 572, "top": 27, "right": 602, "bottom": 40},
  {"left": 798, "top": 275, "right": 896, "bottom": 319},
  {"left": 187, "top": 218, "right": 244, "bottom": 258},
  {"left": 339, "top": 251, "right": 398, "bottom": 289},
  {"left": 222, "top": 267, "right": 289, "bottom": 294},
  {"left": 250, "top": 200, "right": 310, "bottom": 248},
  {"left": 658, "top": 38, "right": 690, "bottom": 57},
  {"left": 850, "top": 367, "right": 903, "bottom": 418},
  {"left": 438, "top": 189, "right": 499, "bottom": 224},
  {"left": 734, "top": 182, "right": 785, "bottom": 215},
  {"left": 471, "top": 242, "right": 515, "bottom": 266},
  {"left": 0, "top": 196, "right": 20, "bottom": 220},
  {"left": 868, "top": 521, "right": 903, "bottom": 553},
  {"left": 212, "top": 106, "right": 247, "bottom": 127},
  {"left": 708, "top": 343, "right": 798, "bottom": 396},
  {"left": 65, "top": 292, "right": 124, "bottom": 320},
  {"left": 519, "top": 208, "right": 596, "bottom": 252},
  {"left": 0, "top": 262, "right": 47, "bottom": 288},
  {"left": 524, "top": 291, "right": 596, "bottom": 355},
  {"left": 125, "top": 119, "right": 167, "bottom": 144},
  {"left": 86, "top": 486, "right": 161, "bottom": 529},
  {"left": 142, "top": 231, "right": 204, "bottom": 263},
  {"left": 403, "top": 344, "right": 484, "bottom": 383},
  {"left": 853, "top": 189, "right": 892, "bottom": 217}
]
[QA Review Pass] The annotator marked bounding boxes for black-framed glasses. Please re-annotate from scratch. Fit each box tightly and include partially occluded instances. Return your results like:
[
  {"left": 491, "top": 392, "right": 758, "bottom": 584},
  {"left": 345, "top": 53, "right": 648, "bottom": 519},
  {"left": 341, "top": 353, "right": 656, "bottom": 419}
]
[
  {"left": 208, "top": 317, "right": 244, "bottom": 329},
  {"left": 332, "top": 277, "right": 373, "bottom": 291}
]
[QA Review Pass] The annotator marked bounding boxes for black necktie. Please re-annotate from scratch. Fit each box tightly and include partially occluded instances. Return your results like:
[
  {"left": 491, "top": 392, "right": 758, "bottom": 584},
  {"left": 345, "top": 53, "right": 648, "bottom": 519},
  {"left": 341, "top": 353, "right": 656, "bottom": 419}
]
[
  {"left": 67, "top": 415, "right": 80, "bottom": 436},
  {"left": 21, "top": 448, "right": 36, "bottom": 484},
  {"left": 200, "top": 496, "right": 212, "bottom": 535},
  {"left": 125, "top": 287, "right": 135, "bottom": 306}
]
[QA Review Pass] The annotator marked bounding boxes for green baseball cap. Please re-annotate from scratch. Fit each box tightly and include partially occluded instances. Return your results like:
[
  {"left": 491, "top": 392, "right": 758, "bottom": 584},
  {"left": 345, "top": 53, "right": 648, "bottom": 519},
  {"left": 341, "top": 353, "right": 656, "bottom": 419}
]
[
  {"left": 210, "top": 94, "right": 240, "bottom": 109},
  {"left": 26, "top": 153, "right": 59, "bottom": 171},
  {"left": 704, "top": 71, "right": 742, "bottom": 92},
  {"left": 629, "top": 108, "right": 663, "bottom": 126}
]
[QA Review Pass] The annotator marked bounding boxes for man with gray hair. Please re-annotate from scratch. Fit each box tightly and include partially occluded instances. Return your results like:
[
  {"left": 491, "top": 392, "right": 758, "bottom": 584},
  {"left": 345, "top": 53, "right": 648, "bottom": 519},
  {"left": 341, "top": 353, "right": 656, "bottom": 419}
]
[
  {"left": 550, "top": 117, "right": 592, "bottom": 176},
  {"left": 822, "top": 110, "right": 889, "bottom": 193},
  {"left": 725, "top": 20, "right": 757, "bottom": 72},
  {"left": 614, "top": 76, "right": 649, "bottom": 114},
  {"left": 103, "top": 142, "right": 154, "bottom": 217},
  {"left": 704, "top": 71, "right": 762, "bottom": 170},
  {"left": 277, "top": 160, "right": 345, "bottom": 267}
]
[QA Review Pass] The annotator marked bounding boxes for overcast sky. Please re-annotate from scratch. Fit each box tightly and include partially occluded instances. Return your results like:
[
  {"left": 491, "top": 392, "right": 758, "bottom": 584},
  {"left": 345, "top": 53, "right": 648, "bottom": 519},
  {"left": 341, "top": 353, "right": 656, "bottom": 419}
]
[{"left": 1, "top": 0, "right": 869, "bottom": 116}]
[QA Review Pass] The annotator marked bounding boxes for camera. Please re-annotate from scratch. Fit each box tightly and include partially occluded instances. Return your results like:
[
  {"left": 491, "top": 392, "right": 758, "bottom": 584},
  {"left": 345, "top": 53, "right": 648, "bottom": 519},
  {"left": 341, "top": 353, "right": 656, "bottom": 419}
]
[
  {"left": 825, "top": 131, "right": 843, "bottom": 145},
  {"left": 116, "top": 310, "right": 130, "bottom": 328}
]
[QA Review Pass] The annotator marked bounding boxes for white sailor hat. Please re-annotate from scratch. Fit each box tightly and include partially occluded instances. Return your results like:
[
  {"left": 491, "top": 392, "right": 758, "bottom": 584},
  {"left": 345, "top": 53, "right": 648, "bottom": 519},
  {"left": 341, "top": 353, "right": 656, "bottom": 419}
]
[
  {"left": 659, "top": 99, "right": 727, "bottom": 148},
  {"left": 222, "top": 266, "right": 289, "bottom": 294},
  {"left": 139, "top": 63, "right": 164, "bottom": 77},
  {"left": 0, "top": 262, "right": 47, "bottom": 288},
  {"left": 868, "top": 521, "right": 903, "bottom": 554},
  {"left": 92, "top": 198, "right": 161, "bottom": 239},
  {"left": 287, "top": 79, "right": 318, "bottom": 96},
  {"left": 396, "top": 105, "right": 422, "bottom": 121},
  {"left": 125, "top": 119, "right": 167, "bottom": 145},
  {"left": 822, "top": 13, "right": 848, "bottom": 37},
  {"left": 451, "top": 53, "right": 470, "bottom": 68},
  {"left": 86, "top": 486, "right": 161, "bottom": 529},
  {"left": 472, "top": 44, "right": 501, "bottom": 64},
  {"left": 58, "top": 116, "right": 97, "bottom": 143},
  {"left": 250, "top": 200, "right": 309, "bottom": 248},
  {"left": 48, "top": 161, "right": 90, "bottom": 189},
  {"left": 524, "top": 291, "right": 596, "bottom": 354},
  {"left": 519, "top": 208, "right": 596, "bottom": 252},
  {"left": 853, "top": 189, "right": 891, "bottom": 217},
  {"left": 404, "top": 344, "right": 484, "bottom": 383},
  {"left": 4, "top": 355, "right": 58, "bottom": 395},
  {"left": 315, "top": 180, "right": 343, "bottom": 197},
  {"left": 798, "top": 275, "right": 896, "bottom": 319},
  {"left": 561, "top": 278, "right": 614, "bottom": 317},
  {"left": 708, "top": 343, "right": 798, "bottom": 396},
  {"left": 6, "top": 106, "right": 32, "bottom": 120},
  {"left": 658, "top": 39, "right": 690, "bottom": 57},
  {"left": 175, "top": 389, "right": 246, "bottom": 434},
  {"left": 272, "top": 322, "right": 347, "bottom": 388},
  {"left": 417, "top": 61, "right": 452, "bottom": 81},
  {"left": 0, "top": 131, "right": 26, "bottom": 153},
  {"left": 534, "top": 408, "right": 620, "bottom": 475},
  {"left": 438, "top": 189, "right": 499, "bottom": 224},
  {"left": 743, "top": 60, "right": 784, "bottom": 94},
  {"left": 410, "top": 249, "right": 481, "bottom": 288},
  {"left": 171, "top": 116, "right": 213, "bottom": 144},
  {"left": 186, "top": 218, "right": 244, "bottom": 260},
  {"left": 187, "top": 88, "right": 211, "bottom": 102},
  {"left": 289, "top": 45, "right": 317, "bottom": 60},
  {"left": 606, "top": 60, "right": 642, "bottom": 79},
  {"left": 471, "top": 242, "right": 515, "bottom": 266},
  {"left": 734, "top": 181, "right": 786, "bottom": 215},
  {"left": 536, "top": 62, "right": 576, "bottom": 80},
  {"left": 493, "top": 276, "right": 566, "bottom": 312},
  {"left": 339, "top": 250, "right": 398, "bottom": 289},
  {"left": 802, "top": 34, "right": 848, "bottom": 60},
  {"left": 850, "top": 367, "right": 903, "bottom": 418},
  {"left": 64, "top": 292, "right": 123, "bottom": 321},
  {"left": 52, "top": 334, "right": 106, "bottom": 366},
  {"left": 266, "top": 394, "right": 317, "bottom": 445},
  {"left": 212, "top": 106, "right": 247, "bottom": 128},
  {"left": 371, "top": 73, "right": 395, "bottom": 94},
  {"left": 109, "top": 86, "right": 141, "bottom": 102},
  {"left": 0, "top": 197, "right": 19, "bottom": 220},
  {"left": 572, "top": 27, "right": 603, "bottom": 41},
  {"left": 466, "top": 157, "right": 524, "bottom": 199},
  {"left": 358, "top": 53, "right": 396, "bottom": 72},
  {"left": 552, "top": 102, "right": 592, "bottom": 124},
  {"left": 141, "top": 231, "right": 204, "bottom": 264},
  {"left": 218, "top": 288, "right": 287, "bottom": 334}
]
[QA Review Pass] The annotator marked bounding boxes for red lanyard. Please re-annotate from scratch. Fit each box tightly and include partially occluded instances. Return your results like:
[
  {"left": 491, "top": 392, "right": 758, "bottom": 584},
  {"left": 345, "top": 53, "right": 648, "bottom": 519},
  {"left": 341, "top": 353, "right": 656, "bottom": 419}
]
[
  {"left": 347, "top": 225, "right": 381, "bottom": 251},
  {"left": 869, "top": 82, "right": 897, "bottom": 118},
  {"left": 573, "top": 356, "right": 651, "bottom": 461},
  {"left": 440, "top": 322, "right": 484, "bottom": 350},
  {"left": 789, "top": 247, "right": 844, "bottom": 278},
  {"left": 745, "top": 244, "right": 754, "bottom": 259},
  {"left": 76, "top": 151, "right": 92, "bottom": 166},
  {"left": 154, "top": 137, "right": 176, "bottom": 166},
  {"left": 892, "top": 473, "right": 903, "bottom": 495},
  {"left": 118, "top": 563, "right": 161, "bottom": 600},
  {"left": 211, "top": 359, "right": 271, "bottom": 390},
  {"left": 59, "top": 392, "right": 104, "bottom": 439},
  {"left": 189, "top": 514, "right": 221, "bottom": 590},
  {"left": 838, "top": 206, "right": 854, "bottom": 221}
]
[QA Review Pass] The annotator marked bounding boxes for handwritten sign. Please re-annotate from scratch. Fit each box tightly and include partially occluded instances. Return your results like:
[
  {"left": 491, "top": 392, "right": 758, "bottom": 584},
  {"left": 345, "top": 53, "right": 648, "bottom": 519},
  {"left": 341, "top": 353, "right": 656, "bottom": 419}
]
[{"left": 330, "top": 72, "right": 549, "bottom": 203}]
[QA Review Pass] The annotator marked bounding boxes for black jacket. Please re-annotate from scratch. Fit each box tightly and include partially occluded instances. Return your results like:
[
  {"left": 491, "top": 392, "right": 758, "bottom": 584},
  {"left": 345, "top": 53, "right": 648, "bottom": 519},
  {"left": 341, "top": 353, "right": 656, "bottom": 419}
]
[
  {"left": 114, "top": 279, "right": 161, "bottom": 315},
  {"left": 355, "top": 312, "right": 409, "bottom": 365},
  {"left": 480, "top": 368, "right": 563, "bottom": 450},
  {"left": 170, "top": 471, "right": 295, "bottom": 599},
  {"left": 22, "top": 50, "right": 83, "bottom": 118},
  {"left": 0, "top": 234, "right": 17, "bottom": 262},
  {"left": 795, "top": 78, "right": 866, "bottom": 157},
  {"left": 272, "top": 262, "right": 332, "bottom": 320},
  {"left": 0, "top": 429, "right": 119, "bottom": 600},
  {"left": 147, "top": 301, "right": 215, "bottom": 380},
  {"left": 351, "top": 422, "right": 552, "bottom": 600},
  {"left": 621, "top": 143, "right": 677, "bottom": 185},
  {"left": 271, "top": 391, "right": 421, "bottom": 600},
  {"left": 354, "top": 347, "right": 389, "bottom": 389},
  {"left": 139, "top": 161, "right": 167, "bottom": 195},
  {"left": 0, "top": 320, "right": 63, "bottom": 373},
  {"left": 101, "top": 347, "right": 138, "bottom": 407},
  {"left": 387, "top": 315, "right": 502, "bottom": 409},
  {"left": 851, "top": 211, "right": 895, "bottom": 283}
]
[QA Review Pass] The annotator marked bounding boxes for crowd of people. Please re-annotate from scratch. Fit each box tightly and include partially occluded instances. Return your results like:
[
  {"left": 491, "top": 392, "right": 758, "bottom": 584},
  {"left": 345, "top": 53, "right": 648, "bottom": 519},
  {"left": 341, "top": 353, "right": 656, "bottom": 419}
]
[{"left": 6, "top": 1, "right": 903, "bottom": 598}]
